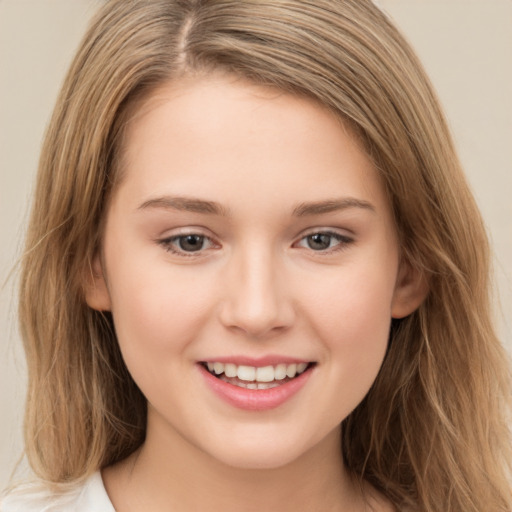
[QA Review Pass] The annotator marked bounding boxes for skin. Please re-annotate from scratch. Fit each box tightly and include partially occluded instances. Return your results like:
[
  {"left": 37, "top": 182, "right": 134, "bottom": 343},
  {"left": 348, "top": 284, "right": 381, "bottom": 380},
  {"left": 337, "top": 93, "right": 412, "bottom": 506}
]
[{"left": 86, "top": 73, "right": 425, "bottom": 511}]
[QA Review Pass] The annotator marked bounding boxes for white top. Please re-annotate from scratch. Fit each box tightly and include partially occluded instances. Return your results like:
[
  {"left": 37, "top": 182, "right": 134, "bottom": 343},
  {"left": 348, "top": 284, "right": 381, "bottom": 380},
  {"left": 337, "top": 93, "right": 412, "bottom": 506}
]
[{"left": 0, "top": 471, "right": 115, "bottom": 512}]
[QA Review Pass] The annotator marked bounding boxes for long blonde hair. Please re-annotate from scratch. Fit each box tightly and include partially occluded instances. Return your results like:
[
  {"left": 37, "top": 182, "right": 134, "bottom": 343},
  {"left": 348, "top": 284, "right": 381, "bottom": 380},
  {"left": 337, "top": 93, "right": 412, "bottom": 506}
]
[{"left": 19, "top": 1, "right": 511, "bottom": 510}]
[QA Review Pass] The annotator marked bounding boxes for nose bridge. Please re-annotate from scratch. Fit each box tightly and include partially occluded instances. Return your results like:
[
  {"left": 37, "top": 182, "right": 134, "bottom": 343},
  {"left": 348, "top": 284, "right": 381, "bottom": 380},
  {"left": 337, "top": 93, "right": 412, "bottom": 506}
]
[{"left": 219, "top": 239, "right": 293, "bottom": 337}]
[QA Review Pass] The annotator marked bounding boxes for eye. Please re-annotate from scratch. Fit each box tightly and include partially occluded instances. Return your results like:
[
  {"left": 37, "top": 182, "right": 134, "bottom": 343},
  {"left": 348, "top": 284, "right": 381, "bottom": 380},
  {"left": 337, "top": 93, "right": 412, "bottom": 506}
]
[
  {"left": 295, "top": 231, "right": 353, "bottom": 252},
  {"left": 159, "top": 233, "right": 217, "bottom": 255}
]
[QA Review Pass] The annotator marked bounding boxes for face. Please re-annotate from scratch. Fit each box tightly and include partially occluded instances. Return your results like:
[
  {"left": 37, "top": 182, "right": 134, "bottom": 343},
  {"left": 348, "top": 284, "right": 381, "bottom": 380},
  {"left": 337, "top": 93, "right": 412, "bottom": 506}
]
[{"left": 87, "top": 74, "right": 424, "bottom": 470}]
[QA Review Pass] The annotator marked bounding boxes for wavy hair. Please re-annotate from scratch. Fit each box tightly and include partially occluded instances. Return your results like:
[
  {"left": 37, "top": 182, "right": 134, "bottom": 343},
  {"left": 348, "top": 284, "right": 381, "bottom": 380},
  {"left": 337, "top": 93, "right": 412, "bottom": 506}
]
[{"left": 19, "top": 1, "right": 511, "bottom": 510}]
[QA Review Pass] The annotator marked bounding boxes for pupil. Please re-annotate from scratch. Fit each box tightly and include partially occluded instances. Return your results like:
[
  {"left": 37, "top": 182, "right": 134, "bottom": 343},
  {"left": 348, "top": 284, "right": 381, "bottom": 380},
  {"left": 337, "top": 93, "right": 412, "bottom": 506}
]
[
  {"left": 179, "top": 235, "right": 204, "bottom": 252},
  {"left": 308, "top": 234, "right": 331, "bottom": 250}
]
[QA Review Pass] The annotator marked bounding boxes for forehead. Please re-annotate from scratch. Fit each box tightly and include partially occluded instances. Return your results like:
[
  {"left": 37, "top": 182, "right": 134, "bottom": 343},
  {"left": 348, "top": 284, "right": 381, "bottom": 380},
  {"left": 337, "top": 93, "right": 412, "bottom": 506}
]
[{"left": 113, "top": 73, "right": 387, "bottom": 216}]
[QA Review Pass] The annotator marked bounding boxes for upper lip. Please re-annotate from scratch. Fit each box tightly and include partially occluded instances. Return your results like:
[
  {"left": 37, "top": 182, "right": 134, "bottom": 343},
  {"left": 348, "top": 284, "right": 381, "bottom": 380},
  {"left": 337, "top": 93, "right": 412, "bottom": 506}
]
[{"left": 199, "top": 355, "right": 314, "bottom": 367}]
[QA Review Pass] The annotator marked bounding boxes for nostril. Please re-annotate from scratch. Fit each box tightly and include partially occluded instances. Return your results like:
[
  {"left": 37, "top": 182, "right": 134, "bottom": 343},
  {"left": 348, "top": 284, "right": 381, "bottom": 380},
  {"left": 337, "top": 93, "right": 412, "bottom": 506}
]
[{"left": 217, "top": 271, "right": 295, "bottom": 337}]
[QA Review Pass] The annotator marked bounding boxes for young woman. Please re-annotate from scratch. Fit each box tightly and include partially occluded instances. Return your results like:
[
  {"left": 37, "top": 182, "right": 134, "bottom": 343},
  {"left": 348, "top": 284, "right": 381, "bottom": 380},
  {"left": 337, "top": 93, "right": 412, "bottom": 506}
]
[{"left": 2, "top": 0, "right": 511, "bottom": 511}]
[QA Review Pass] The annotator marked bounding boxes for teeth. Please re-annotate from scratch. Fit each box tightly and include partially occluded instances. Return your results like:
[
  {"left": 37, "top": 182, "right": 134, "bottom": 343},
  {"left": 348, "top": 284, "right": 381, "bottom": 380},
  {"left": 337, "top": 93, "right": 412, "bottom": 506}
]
[
  {"left": 297, "top": 362, "right": 308, "bottom": 373},
  {"left": 219, "top": 375, "right": 282, "bottom": 390},
  {"left": 286, "top": 364, "right": 297, "bottom": 378},
  {"left": 204, "top": 361, "right": 310, "bottom": 382},
  {"left": 256, "top": 366, "right": 274, "bottom": 382},
  {"left": 237, "top": 365, "right": 256, "bottom": 381},
  {"left": 224, "top": 363, "right": 237, "bottom": 378},
  {"left": 255, "top": 382, "right": 276, "bottom": 390},
  {"left": 274, "top": 364, "right": 287, "bottom": 380}
]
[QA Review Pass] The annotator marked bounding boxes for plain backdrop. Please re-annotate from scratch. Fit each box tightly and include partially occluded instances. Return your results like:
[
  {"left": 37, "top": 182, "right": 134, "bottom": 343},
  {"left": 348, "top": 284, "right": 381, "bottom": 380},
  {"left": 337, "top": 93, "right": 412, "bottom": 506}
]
[{"left": 1, "top": 0, "right": 511, "bottom": 489}]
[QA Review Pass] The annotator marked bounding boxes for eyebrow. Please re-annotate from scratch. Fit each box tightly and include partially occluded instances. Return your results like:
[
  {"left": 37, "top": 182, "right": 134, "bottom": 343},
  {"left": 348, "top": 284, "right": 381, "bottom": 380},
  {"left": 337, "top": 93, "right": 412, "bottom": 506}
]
[
  {"left": 137, "top": 196, "right": 230, "bottom": 216},
  {"left": 292, "top": 197, "right": 376, "bottom": 216},
  {"left": 137, "top": 195, "right": 375, "bottom": 217}
]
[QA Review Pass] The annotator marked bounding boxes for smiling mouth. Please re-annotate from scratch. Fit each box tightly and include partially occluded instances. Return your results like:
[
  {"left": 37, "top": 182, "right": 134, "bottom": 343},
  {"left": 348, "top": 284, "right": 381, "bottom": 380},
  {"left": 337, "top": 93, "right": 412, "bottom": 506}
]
[{"left": 200, "top": 361, "right": 315, "bottom": 390}]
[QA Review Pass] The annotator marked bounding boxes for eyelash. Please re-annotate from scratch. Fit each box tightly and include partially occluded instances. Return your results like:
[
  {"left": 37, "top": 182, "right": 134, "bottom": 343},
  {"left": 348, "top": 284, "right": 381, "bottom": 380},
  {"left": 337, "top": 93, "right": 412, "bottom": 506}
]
[
  {"left": 158, "top": 230, "right": 354, "bottom": 257},
  {"left": 158, "top": 233, "right": 217, "bottom": 257},
  {"left": 294, "top": 231, "right": 354, "bottom": 254}
]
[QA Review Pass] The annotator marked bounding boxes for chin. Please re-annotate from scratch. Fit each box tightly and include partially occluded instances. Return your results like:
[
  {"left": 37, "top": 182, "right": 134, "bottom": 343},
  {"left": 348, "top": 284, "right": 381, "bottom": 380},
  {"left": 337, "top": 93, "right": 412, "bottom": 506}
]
[
  {"left": 199, "top": 430, "right": 324, "bottom": 471},
  {"left": 213, "top": 448, "right": 302, "bottom": 471}
]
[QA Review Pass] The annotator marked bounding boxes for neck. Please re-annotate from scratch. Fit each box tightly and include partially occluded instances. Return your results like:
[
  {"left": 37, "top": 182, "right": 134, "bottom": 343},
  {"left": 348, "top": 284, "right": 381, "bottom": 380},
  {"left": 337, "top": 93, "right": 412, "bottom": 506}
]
[{"left": 103, "top": 417, "right": 366, "bottom": 512}]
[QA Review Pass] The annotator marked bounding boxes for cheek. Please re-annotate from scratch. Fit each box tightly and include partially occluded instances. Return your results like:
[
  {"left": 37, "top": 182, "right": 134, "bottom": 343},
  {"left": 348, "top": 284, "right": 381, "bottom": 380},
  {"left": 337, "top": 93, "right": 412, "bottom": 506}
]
[
  {"left": 307, "top": 262, "right": 396, "bottom": 377},
  {"left": 106, "top": 257, "right": 215, "bottom": 367}
]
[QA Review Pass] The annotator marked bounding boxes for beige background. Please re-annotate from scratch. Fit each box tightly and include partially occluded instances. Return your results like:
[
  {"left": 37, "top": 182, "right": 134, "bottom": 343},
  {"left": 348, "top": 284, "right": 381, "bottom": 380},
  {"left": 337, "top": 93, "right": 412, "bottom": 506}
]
[{"left": 1, "top": 0, "right": 511, "bottom": 488}]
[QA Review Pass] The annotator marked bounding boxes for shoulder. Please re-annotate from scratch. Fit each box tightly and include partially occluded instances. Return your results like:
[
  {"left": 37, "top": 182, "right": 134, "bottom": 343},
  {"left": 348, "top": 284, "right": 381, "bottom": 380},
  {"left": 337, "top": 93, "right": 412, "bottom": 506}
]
[{"left": 0, "top": 471, "right": 115, "bottom": 512}]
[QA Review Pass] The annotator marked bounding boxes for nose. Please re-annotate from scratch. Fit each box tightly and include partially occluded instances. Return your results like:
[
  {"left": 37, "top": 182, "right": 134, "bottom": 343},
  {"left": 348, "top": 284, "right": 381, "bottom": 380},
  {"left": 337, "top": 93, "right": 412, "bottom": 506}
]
[{"left": 218, "top": 245, "right": 295, "bottom": 339}]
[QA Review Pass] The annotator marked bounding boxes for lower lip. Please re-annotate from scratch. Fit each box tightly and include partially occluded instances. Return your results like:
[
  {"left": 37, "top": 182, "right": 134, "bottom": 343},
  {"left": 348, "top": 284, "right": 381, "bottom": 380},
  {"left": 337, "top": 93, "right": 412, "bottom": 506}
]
[{"left": 198, "top": 364, "right": 313, "bottom": 411}]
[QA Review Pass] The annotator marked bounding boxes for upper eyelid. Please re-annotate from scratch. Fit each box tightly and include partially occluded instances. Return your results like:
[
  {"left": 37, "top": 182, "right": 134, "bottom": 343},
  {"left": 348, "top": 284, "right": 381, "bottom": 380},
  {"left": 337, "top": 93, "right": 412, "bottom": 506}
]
[
  {"left": 157, "top": 228, "right": 353, "bottom": 240},
  {"left": 158, "top": 234, "right": 219, "bottom": 258},
  {"left": 296, "top": 232, "right": 352, "bottom": 243},
  {"left": 157, "top": 226, "right": 218, "bottom": 242},
  {"left": 156, "top": 227, "right": 354, "bottom": 246},
  {"left": 160, "top": 233, "right": 218, "bottom": 246},
  {"left": 296, "top": 227, "right": 354, "bottom": 240},
  {"left": 158, "top": 225, "right": 213, "bottom": 235},
  {"left": 292, "top": 230, "right": 355, "bottom": 252}
]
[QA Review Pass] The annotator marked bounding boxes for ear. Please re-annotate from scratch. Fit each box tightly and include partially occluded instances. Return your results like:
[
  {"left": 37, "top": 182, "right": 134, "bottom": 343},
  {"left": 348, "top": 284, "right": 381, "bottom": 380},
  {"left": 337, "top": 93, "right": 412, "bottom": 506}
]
[
  {"left": 83, "top": 254, "right": 112, "bottom": 311},
  {"left": 391, "top": 258, "right": 429, "bottom": 319}
]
